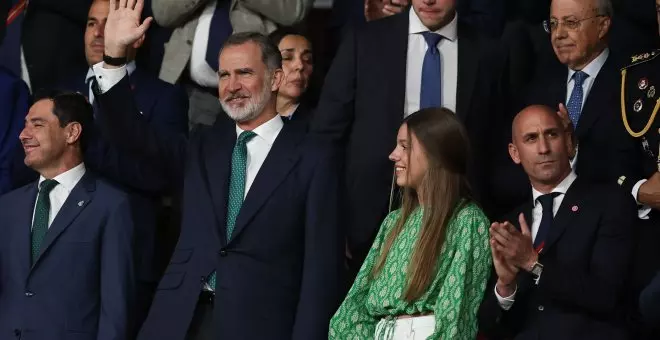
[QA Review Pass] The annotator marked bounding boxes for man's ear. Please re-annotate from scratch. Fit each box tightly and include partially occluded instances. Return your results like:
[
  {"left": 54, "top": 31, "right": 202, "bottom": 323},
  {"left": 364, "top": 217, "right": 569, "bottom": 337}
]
[
  {"left": 65, "top": 122, "right": 82, "bottom": 145},
  {"left": 271, "top": 68, "right": 284, "bottom": 92},
  {"left": 509, "top": 143, "right": 521, "bottom": 165}
]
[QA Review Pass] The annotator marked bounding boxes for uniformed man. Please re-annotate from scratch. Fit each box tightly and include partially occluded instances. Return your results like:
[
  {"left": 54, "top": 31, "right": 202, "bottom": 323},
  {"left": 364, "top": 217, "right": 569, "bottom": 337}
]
[{"left": 620, "top": 0, "right": 660, "bottom": 334}]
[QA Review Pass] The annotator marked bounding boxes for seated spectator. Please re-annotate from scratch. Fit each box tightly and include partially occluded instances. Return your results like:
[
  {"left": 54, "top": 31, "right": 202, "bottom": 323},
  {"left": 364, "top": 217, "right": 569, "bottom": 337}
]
[
  {"left": 0, "top": 2, "right": 30, "bottom": 195},
  {"left": 151, "top": 0, "right": 314, "bottom": 128},
  {"left": 61, "top": 0, "right": 188, "bottom": 136},
  {"left": 0, "top": 91, "right": 137, "bottom": 339},
  {"left": 330, "top": 108, "right": 492, "bottom": 340},
  {"left": 479, "top": 105, "right": 637, "bottom": 340},
  {"left": 269, "top": 27, "right": 316, "bottom": 123}
]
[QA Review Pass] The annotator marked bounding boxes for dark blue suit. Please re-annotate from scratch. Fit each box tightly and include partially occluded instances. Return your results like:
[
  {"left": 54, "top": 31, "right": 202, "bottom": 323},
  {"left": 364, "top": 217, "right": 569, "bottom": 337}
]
[
  {"left": 0, "top": 171, "right": 137, "bottom": 340},
  {"left": 93, "top": 76, "right": 344, "bottom": 340},
  {"left": 640, "top": 271, "right": 660, "bottom": 330},
  {"left": 0, "top": 67, "right": 29, "bottom": 195},
  {"left": 60, "top": 67, "right": 189, "bottom": 136}
]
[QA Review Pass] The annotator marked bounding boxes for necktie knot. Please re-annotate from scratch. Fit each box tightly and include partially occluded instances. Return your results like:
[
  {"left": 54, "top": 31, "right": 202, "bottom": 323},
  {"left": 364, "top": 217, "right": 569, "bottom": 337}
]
[
  {"left": 536, "top": 192, "right": 560, "bottom": 213},
  {"left": 236, "top": 131, "right": 257, "bottom": 146},
  {"left": 421, "top": 32, "right": 443, "bottom": 54},
  {"left": 39, "top": 179, "right": 59, "bottom": 195},
  {"left": 572, "top": 71, "right": 588, "bottom": 86}
]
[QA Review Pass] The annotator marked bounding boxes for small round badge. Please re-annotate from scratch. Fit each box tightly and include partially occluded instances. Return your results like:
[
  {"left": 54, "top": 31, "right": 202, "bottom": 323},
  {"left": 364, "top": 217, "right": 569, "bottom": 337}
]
[
  {"left": 639, "top": 78, "right": 649, "bottom": 90},
  {"left": 634, "top": 99, "right": 644, "bottom": 112},
  {"left": 648, "top": 86, "right": 656, "bottom": 99}
]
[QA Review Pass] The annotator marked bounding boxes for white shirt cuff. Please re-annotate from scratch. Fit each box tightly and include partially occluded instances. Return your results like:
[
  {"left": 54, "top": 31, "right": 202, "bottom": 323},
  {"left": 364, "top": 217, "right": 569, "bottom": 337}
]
[
  {"left": 494, "top": 284, "right": 516, "bottom": 311},
  {"left": 632, "top": 179, "right": 651, "bottom": 220},
  {"left": 92, "top": 61, "right": 128, "bottom": 93}
]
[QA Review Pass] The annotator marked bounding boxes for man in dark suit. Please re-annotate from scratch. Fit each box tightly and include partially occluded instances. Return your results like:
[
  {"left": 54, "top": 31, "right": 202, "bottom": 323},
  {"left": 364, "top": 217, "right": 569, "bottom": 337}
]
[
  {"left": 479, "top": 105, "right": 637, "bottom": 340},
  {"left": 60, "top": 0, "right": 188, "bottom": 135},
  {"left": 89, "top": 2, "right": 343, "bottom": 339},
  {"left": 0, "top": 91, "right": 137, "bottom": 340},
  {"left": 312, "top": 0, "right": 507, "bottom": 275},
  {"left": 493, "top": 0, "right": 640, "bottom": 215},
  {"left": 0, "top": 0, "right": 92, "bottom": 93}
]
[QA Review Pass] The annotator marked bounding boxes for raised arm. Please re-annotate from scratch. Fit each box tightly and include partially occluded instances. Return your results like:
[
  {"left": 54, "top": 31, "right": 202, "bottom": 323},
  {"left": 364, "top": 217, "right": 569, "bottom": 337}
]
[
  {"left": 238, "top": 0, "right": 314, "bottom": 26},
  {"left": 151, "top": 0, "right": 211, "bottom": 27}
]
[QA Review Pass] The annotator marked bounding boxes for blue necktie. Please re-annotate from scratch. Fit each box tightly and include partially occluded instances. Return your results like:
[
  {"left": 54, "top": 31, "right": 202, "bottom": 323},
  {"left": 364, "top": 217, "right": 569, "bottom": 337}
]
[
  {"left": 0, "top": 0, "right": 26, "bottom": 77},
  {"left": 205, "top": 0, "right": 233, "bottom": 72},
  {"left": 566, "top": 71, "right": 588, "bottom": 129},
  {"left": 419, "top": 32, "right": 443, "bottom": 110},
  {"left": 533, "top": 193, "right": 559, "bottom": 250}
]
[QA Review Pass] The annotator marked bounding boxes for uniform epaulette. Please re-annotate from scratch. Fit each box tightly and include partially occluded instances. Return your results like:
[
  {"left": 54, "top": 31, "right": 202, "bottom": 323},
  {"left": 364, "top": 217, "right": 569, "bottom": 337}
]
[{"left": 622, "top": 49, "right": 660, "bottom": 70}]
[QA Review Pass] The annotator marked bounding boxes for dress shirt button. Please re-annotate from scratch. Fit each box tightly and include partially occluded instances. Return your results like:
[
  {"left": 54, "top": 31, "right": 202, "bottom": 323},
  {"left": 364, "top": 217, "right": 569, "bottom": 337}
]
[
  {"left": 537, "top": 305, "right": 544, "bottom": 311},
  {"left": 24, "top": 291, "right": 34, "bottom": 297},
  {"left": 219, "top": 250, "right": 227, "bottom": 257}
]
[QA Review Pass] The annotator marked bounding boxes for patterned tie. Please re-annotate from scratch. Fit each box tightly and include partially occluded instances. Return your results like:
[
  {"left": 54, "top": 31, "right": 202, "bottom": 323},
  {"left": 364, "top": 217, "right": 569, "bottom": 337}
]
[
  {"left": 533, "top": 192, "right": 559, "bottom": 251},
  {"left": 205, "top": 0, "right": 233, "bottom": 72},
  {"left": 566, "top": 71, "right": 589, "bottom": 129},
  {"left": 419, "top": 32, "right": 443, "bottom": 109},
  {"left": 208, "top": 130, "right": 256, "bottom": 290},
  {"left": 31, "top": 179, "right": 58, "bottom": 265}
]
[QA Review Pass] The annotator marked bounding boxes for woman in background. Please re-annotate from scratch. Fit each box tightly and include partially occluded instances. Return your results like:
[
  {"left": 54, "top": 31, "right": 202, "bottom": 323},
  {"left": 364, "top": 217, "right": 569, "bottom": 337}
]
[
  {"left": 269, "top": 28, "right": 315, "bottom": 123},
  {"left": 329, "top": 108, "right": 492, "bottom": 340}
]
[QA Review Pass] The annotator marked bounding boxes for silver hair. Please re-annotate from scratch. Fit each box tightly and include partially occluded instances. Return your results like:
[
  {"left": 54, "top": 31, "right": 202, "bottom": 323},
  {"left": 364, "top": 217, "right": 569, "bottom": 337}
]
[{"left": 595, "top": 0, "right": 614, "bottom": 17}]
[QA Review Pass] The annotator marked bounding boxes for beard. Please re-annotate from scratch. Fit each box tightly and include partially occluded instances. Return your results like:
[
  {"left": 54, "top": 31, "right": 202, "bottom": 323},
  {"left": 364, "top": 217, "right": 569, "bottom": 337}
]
[{"left": 220, "top": 75, "right": 273, "bottom": 123}]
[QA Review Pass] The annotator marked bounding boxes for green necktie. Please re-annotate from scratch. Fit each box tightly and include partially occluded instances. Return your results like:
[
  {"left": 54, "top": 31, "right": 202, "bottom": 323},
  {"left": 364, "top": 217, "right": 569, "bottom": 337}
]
[
  {"left": 208, "top": 130, "right": 256, "bottom": 290},
  {"left": 31, "top": 179, "right": 59, "bottom": 265}
]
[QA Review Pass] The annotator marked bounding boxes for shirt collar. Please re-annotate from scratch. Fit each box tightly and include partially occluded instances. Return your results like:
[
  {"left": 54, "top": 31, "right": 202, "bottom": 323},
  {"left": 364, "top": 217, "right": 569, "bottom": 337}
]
[
  {"left": 38, "top": 162, "right": 86, "bottom": 194},
  {"left": 235, "top": 114, "right": 284, "bottom": 146},
  {"left": 531, "top": 171, "right": 577, "bottom": 203},
  {"left": 408, "top": 7, "right": 458, "bottom": 42},
  {"left": 86, "top": 60, "right": 136, "bottom": 83},
  {"left": 567, "top": 48, "right": 609, "bottom": 84}
]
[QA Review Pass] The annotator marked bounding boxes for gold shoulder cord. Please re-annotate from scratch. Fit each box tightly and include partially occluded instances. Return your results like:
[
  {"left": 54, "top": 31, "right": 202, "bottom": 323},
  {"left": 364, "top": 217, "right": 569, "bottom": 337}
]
[{"left": 621, "top": 68, "right": 660, "bottom": 138}]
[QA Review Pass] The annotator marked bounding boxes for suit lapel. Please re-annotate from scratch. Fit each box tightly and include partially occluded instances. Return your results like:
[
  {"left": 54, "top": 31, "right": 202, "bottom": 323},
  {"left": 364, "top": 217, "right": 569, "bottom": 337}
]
[
  {"left": 542, "top": 178, "right": 583, "bottom": 253},
  {"left": 11, "top": 184, "right": 38, "bottom": 280},
  {"left": 32, "top": 172, "right": 95, "bottom": 268},
  {"left": 201, "top": 122, "right": 236, "bottom": 246},
  {"left": 387, "top": 12, "right": 409, "bottom": 128},
  {"left": 456, "top": 22, "right": 479, "bottom": 122},
  {"left": 229, "top": 123, "right": 303, "bottom": 242},
  {"left": 574, "top": 59, "right": 614, "bottom": 140}
]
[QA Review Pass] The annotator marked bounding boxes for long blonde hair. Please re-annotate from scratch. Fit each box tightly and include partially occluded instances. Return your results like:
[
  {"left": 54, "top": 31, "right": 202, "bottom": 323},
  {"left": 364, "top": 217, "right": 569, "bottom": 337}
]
[{"left": 371, "top": 108, "right": 472, "bottom": 302}]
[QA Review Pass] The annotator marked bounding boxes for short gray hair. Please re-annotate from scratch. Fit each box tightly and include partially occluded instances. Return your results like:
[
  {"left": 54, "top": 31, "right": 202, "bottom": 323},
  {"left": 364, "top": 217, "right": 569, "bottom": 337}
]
[
  {"left": 221, "top": 32, "right": 283, "bottom": 72},
  {"left": 595, "top": 0, "right": 613, "bottom": 17}
]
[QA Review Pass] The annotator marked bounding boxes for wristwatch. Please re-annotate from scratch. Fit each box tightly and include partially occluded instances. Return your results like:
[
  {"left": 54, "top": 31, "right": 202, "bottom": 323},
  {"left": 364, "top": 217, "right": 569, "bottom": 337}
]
[
  {"left": 529, "top": 261, "right": 544, "bottom": 284},
  {"left": 103, "top": 54, "right": 127, "bottom": 66}
]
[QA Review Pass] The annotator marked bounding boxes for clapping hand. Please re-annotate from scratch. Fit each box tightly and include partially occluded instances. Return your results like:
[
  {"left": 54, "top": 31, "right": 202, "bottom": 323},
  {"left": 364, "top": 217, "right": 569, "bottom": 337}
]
[
  {"left": 365, "top": 0, "right": 409, "bottom": 22},
  {"left": 490, "top": 214, "right": 537, "bottom": 271},
  {"left": 104, "top": 0, "right": 153, "bottom": 59}
]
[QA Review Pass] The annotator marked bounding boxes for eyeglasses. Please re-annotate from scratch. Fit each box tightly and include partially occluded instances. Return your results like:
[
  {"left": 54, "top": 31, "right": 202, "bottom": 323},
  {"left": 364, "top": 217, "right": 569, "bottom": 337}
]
[{"left": 542, "top": 15, "right": 605, "bottom": 33}]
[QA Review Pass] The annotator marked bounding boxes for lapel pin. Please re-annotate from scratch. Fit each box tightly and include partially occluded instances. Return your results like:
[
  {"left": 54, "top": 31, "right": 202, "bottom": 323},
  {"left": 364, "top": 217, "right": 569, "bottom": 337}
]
[
  {"left": 634, "top": 99, "right": 644, "bottom": 112},
  {"left": 139, "top": 111, "right": 144, "bottom": 115},
  {"left": 639, "top": 78, "right": 649, "bottom": 90},
  {"left": 78, "top": 200, "right": 85, "bottom": 207},
  {"left": 571, "top": 205, "right": 579, "bottom": 212},
  {"left": 648, "top": 86, "right": 656, "bottom": 99}
]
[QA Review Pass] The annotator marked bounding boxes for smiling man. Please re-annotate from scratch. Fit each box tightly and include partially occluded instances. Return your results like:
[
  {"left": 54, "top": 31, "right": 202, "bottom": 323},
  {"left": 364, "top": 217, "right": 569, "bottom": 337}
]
[
  {"left": 478, "top": 105, "right": 637, "bottom": 340},
  {"left": 84, "top": 1, "right": 344, "bottom": 339}
]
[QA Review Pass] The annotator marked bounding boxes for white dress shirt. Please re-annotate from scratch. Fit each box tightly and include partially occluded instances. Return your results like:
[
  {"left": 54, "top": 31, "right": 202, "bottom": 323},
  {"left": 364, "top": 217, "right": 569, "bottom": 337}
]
[
  {"left": 189, "top": 0, "right": 223, "bottom": 88},
  {"left": 32, "top": 163, "right": 86, "bottom": 228},
  {"left": 404, "top": 8, "right": 458, "bottom": 116},
  {"left": 495, "top": 171, "right": 578, "bottom": 310},
  {"left": 237, "top": 114, "right": 284, "bottom": 198},
  {"left": 86, "top": 61, "right": 136, "bottom": 104}
]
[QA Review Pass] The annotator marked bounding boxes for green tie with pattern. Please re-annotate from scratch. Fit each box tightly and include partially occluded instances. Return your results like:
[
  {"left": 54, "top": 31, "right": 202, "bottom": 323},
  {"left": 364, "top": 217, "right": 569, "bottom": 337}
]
[
  {"left": 31, "top": 179, "right": 58, "bottom": 265},
  {"left": 208, "top": 130, "right": 257, "bottom": 290}
]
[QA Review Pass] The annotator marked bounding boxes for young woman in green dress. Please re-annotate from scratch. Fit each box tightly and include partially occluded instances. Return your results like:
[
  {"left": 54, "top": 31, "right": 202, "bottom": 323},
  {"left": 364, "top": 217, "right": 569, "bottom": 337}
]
[{"left": 329, "top": 108, "right": 492, "bottom": 340}]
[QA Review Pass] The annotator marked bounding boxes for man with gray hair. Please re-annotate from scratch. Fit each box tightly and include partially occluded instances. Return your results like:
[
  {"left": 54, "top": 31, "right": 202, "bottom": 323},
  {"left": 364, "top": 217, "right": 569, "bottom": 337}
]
[{"left": 84, "top": 1, "right": 344, "bottom": 339}]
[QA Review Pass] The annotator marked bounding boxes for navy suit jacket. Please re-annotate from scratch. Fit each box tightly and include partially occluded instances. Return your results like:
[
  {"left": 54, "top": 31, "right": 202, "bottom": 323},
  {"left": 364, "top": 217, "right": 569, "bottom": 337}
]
[
  {"left": 60, "top": 67, "right": 188, "bottom": 136},
  {"left": 0, "top": 171, "right": 137, "bottom": 340},
  {"left": 641, "top": 270, "right": 660, "bottom": 330},
  {"left": 93, "top": 76, "right": 344, "bottom": 340},
  {"left": 0, "top": 67, "right": 30, "bottom": 195}
]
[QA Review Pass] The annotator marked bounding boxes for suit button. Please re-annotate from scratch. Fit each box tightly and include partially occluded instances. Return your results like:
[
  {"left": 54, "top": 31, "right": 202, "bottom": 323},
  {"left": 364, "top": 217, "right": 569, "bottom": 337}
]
[
  {"left": 186, "top": 39, "right": 192, "bottom": 45},
  {"left": 538, "top": 305, "right": 544, "bottom": 311},
  {"left": 24, "top": 291, "right": 34, "bottom": 297},
  {"left": 219, "top": 250, "right": 227, "bottom": 257}
]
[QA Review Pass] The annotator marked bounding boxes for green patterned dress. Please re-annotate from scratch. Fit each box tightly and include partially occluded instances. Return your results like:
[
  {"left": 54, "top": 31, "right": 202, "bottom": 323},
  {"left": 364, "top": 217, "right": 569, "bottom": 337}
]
[{"left": 329, "top": 202, "right": 491, "bottom": 340}]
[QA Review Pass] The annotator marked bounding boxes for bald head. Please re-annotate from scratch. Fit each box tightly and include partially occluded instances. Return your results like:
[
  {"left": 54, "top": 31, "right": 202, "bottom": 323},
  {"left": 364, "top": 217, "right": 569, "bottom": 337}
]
[
  {"left": 512, "top": 105, "right": 565, "bottom": 143},
  {"left": 509, "top": 105, "right": 573, "bottom": 193}
]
